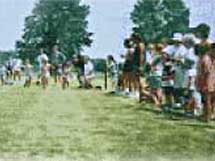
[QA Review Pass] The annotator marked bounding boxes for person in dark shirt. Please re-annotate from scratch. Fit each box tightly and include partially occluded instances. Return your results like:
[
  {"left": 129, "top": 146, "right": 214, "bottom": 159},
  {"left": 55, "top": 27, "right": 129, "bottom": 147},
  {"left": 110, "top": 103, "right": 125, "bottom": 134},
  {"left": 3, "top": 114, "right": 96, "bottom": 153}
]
[
  {"left": 161, "top": 53, "right": 175, "bottom": 111},
  {"left": 73, "top": 54, "right": 85, "bottom": 88},
  {"left": 131, "top": 33, "right": 145, "bottom": 99}
]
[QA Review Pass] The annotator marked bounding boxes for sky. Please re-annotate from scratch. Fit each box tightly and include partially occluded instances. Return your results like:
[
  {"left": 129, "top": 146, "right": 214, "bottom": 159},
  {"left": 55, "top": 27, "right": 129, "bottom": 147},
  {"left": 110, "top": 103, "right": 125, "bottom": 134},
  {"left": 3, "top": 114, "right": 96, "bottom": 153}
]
[{"left": 0, "top": 0, "right": 215, "bottom": 59}]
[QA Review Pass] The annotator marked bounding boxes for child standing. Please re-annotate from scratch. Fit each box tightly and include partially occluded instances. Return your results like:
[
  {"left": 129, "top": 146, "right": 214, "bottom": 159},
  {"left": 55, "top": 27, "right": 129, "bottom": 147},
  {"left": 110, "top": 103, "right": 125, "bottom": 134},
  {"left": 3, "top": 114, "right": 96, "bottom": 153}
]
[
  {"left": 24, "top": 59, "right": 34, "bottom": 88},
  {"left": 41, "top": 60, "right": 51, "bottom": 89},
  {"left": 62, "top": 62, "right": 72, "bottom": 90}
]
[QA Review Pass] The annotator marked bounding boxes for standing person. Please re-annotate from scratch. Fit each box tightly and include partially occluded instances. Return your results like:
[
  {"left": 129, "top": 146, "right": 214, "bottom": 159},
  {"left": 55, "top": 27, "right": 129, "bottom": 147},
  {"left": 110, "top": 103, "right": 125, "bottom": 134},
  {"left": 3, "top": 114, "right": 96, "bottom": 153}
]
[
  {"left": 122, "top": 38, "right": 134, "bottom": 96},
  {"left": 41, "top": 60, "right": 51, "bottom": 89},
  {"left": 183, "top": 34, "right": 202, "bottom": 116},
  {"left": 144, "top": 44, "right": 154, "bottom": 77},
  {"left": 168, "top": 33, "right": 187, "bottom": 108},
  {"left": 50, "top": 45, "right": 66, "bottom": 84},
  {"left": 107, "top": 55, "right": 119, "bottom": 93},
  {"left": 37, "top": 48, "right": 49, "bottom": 81},
  {"left": 84, "top": 56, "right": 95, "bottom": 89},
  {"left": 0, "top": 64, "right": 7, "bottom": 85},
  {"left": 148, "top": 44, "right": 164, "bottom": 108},
  {"left": 197, "top": 43, "right": 215, "bottom": 122},
  {"left": 23, "top": 59, "right": 34, "bottom": 88},
  {"left": 131, "top": 33, "right": 145, "bottom": 99},
  {"left": 73, "top": 54, "right": 85, "bottom": 88},
  {"left": 62, "top": 62, "right": 72, "bottom": 90},
  {"left": 12, "top": 57, "right": 22, "bottom": 81},
  {"left": 161, "top": 51, "right": 175, "bottom": 111},
  {"left": 6, "top": 57, "right": 13, "bottom": 81}
]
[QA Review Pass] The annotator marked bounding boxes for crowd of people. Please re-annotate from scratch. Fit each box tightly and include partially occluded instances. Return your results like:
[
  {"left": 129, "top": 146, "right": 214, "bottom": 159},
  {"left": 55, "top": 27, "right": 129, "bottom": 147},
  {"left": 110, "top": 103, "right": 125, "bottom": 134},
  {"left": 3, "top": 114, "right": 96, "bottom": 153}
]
[
  {"left": 0, "top": 45, "right": 96, "bottom": 90},
  {"left": 0, "top": 23, "right": 214, "bottom": 122},
  {"left": 106, "top": 24, "right": 215, "bottom": 122}
]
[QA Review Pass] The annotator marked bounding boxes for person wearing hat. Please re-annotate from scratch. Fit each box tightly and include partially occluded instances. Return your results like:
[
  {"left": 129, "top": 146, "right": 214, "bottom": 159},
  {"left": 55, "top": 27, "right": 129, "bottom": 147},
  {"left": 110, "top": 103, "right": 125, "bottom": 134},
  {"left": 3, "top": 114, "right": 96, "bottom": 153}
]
[
  {"left": 162, "top": 33, "right": 187, "bottom": 109},
  {"left": 182, "top": 34, "right": 203, "bottom": 116}
]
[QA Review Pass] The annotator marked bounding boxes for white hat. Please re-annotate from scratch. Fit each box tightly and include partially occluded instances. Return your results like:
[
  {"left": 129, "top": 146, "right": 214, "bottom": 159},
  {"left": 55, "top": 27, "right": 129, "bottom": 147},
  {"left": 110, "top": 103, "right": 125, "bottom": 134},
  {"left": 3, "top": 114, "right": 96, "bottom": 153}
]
[{"left": 172, "top": 33, "right": 183, "bottom": 42}]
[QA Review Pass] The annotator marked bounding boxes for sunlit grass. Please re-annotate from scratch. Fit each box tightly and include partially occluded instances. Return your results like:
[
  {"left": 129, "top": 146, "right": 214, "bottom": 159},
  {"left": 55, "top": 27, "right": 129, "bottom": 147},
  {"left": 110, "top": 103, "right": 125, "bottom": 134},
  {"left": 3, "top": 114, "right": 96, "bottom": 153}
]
[{"left": 0, "top": 81, "right": 214, "bottom": 161}]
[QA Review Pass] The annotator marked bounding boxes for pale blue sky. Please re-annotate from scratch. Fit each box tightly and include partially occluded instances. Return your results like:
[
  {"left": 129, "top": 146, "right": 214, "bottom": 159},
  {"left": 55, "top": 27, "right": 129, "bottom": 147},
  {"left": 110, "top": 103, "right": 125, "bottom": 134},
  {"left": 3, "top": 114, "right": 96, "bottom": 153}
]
[{"left": 0, "top": 0, "right": 215, "bottom": 59}]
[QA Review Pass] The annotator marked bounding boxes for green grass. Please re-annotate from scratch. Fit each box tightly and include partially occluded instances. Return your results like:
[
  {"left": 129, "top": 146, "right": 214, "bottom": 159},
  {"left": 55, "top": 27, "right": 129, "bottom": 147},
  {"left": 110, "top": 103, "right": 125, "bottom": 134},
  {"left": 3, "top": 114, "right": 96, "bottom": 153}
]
[{"left": 0, "top": 82, "right": 215, "bottom": 161}]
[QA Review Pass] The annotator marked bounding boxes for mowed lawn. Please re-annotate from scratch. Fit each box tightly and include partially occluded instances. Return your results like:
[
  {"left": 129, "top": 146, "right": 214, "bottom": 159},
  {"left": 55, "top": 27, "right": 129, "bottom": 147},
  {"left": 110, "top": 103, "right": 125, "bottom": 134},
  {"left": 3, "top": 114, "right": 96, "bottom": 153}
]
[{"left": 0, "top": 83, "right": 215, "bottom": 161}]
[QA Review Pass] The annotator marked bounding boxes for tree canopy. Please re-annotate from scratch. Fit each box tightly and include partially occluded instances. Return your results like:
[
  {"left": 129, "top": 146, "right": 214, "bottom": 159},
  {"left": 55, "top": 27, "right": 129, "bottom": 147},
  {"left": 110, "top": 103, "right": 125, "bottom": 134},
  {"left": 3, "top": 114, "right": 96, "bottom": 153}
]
[
  {"left": 131, "top": 0, "right": 190, "bottom": 43},
  {"left": 16, "top": 0, "right": 93, "bottom": 62}
]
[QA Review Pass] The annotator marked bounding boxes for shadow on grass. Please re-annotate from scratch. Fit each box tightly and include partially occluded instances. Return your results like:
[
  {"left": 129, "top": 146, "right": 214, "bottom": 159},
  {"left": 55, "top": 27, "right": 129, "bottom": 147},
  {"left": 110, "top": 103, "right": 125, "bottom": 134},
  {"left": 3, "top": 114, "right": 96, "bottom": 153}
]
[
  {"left": 178, "top": 122, "right": 215, "bottom": 129},
  {"left": 102, "top": 92, "right": 215, "bottom": 129},
  {"left": 134, "top": 102, "right": 198, "bottom": 122}
]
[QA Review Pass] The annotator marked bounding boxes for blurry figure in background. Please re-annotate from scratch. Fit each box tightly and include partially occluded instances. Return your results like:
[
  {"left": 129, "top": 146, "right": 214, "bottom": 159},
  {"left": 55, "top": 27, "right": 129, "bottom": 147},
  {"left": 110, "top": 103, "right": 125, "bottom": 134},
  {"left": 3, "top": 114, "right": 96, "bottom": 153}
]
[
  {"left": 84, "top": 56, "right": 95, "bottom": 89},
  {"left": 117, "top": 54, "right": 126, "bottom": 92},
  {"left": 6, "top": 57, "right": 14, "bottom": 81},
  {"left": 12, "top": 57, "right": 22, "bottom": 81},
  {"left": 0, "top": 64, "right": 7, "bottom": 85},
  {"left": 144, "top": 44, "right": 154, "bottom": 77},
  {"left": 107, "top": 55, "right": 119, "bottom": 93},
  {"left": 148, "top": 44, "right": 164, "bottom": 108},
  {"left": 122, "top": 38, "right": 134, "bottom": 96},
  {"left": 62, "top": 62, "right": 72, "bottom": 90},
  {"left": 73, "top": 54, "right": 85, "bottom": 88},
  {"left": 37, "top": 48, "right": 49, "bottom": 82},
  {"left": 50, "top": 45, "right": 66, "bottom": 84},
  {"left": 131, "top": 33, "right": 145, "bottom": 99},
  {"left": 41, "top": 60, "right": 51, "bottom": 89},
  {"left": 23, "top": 59, "right": 33, "bottom": 88}
]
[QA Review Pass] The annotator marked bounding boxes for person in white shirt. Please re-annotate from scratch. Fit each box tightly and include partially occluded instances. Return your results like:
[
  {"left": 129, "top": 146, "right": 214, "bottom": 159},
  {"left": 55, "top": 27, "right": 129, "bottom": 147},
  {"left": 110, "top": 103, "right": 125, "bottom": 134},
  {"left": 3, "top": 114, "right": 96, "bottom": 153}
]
[
  {"left": 166, "top": 33, "right": 187, "bottom": 108},
  {"left": 183, "top": 34, "right": 203, "bottom": 116},
  {"left": 37, "top": 48, "right": 49, "bottom": 76},
  {"left": 84, "top": 56, "right": 95, "bottom": 88},
  {"left": 12, "top": 57, "right": 22, "bottom": 81},
  {"left": 0, "top": 64, "right": 7, "bottom": 85}
]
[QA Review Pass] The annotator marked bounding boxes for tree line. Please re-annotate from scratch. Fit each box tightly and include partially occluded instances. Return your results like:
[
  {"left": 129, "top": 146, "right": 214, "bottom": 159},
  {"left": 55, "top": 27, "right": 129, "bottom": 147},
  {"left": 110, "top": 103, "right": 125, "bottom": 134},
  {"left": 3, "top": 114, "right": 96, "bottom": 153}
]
[{"left": 3, "top": 0, "right": 199, "bottom": 63}]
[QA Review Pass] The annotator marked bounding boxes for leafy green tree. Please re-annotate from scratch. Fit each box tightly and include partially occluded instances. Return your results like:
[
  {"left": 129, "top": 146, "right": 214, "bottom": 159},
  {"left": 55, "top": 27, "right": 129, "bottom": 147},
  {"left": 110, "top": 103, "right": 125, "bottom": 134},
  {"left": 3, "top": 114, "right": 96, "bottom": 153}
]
[
  {"left": 131, "top": 0, "right": 190, "bottom": 43},
  {"left": 16, "top": 0, "right": 93, "bottom": 62},
  {"left": 0, "top": 50, "right": 16, "bottom": 64}
]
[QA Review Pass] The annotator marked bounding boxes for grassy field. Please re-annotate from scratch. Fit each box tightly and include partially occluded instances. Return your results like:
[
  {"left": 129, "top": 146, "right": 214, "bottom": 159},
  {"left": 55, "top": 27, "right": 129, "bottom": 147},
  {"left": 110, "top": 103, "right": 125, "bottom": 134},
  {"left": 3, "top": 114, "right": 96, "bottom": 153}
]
[{"left": 0, "top": 82, "right": 215, "bottom": 161}]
